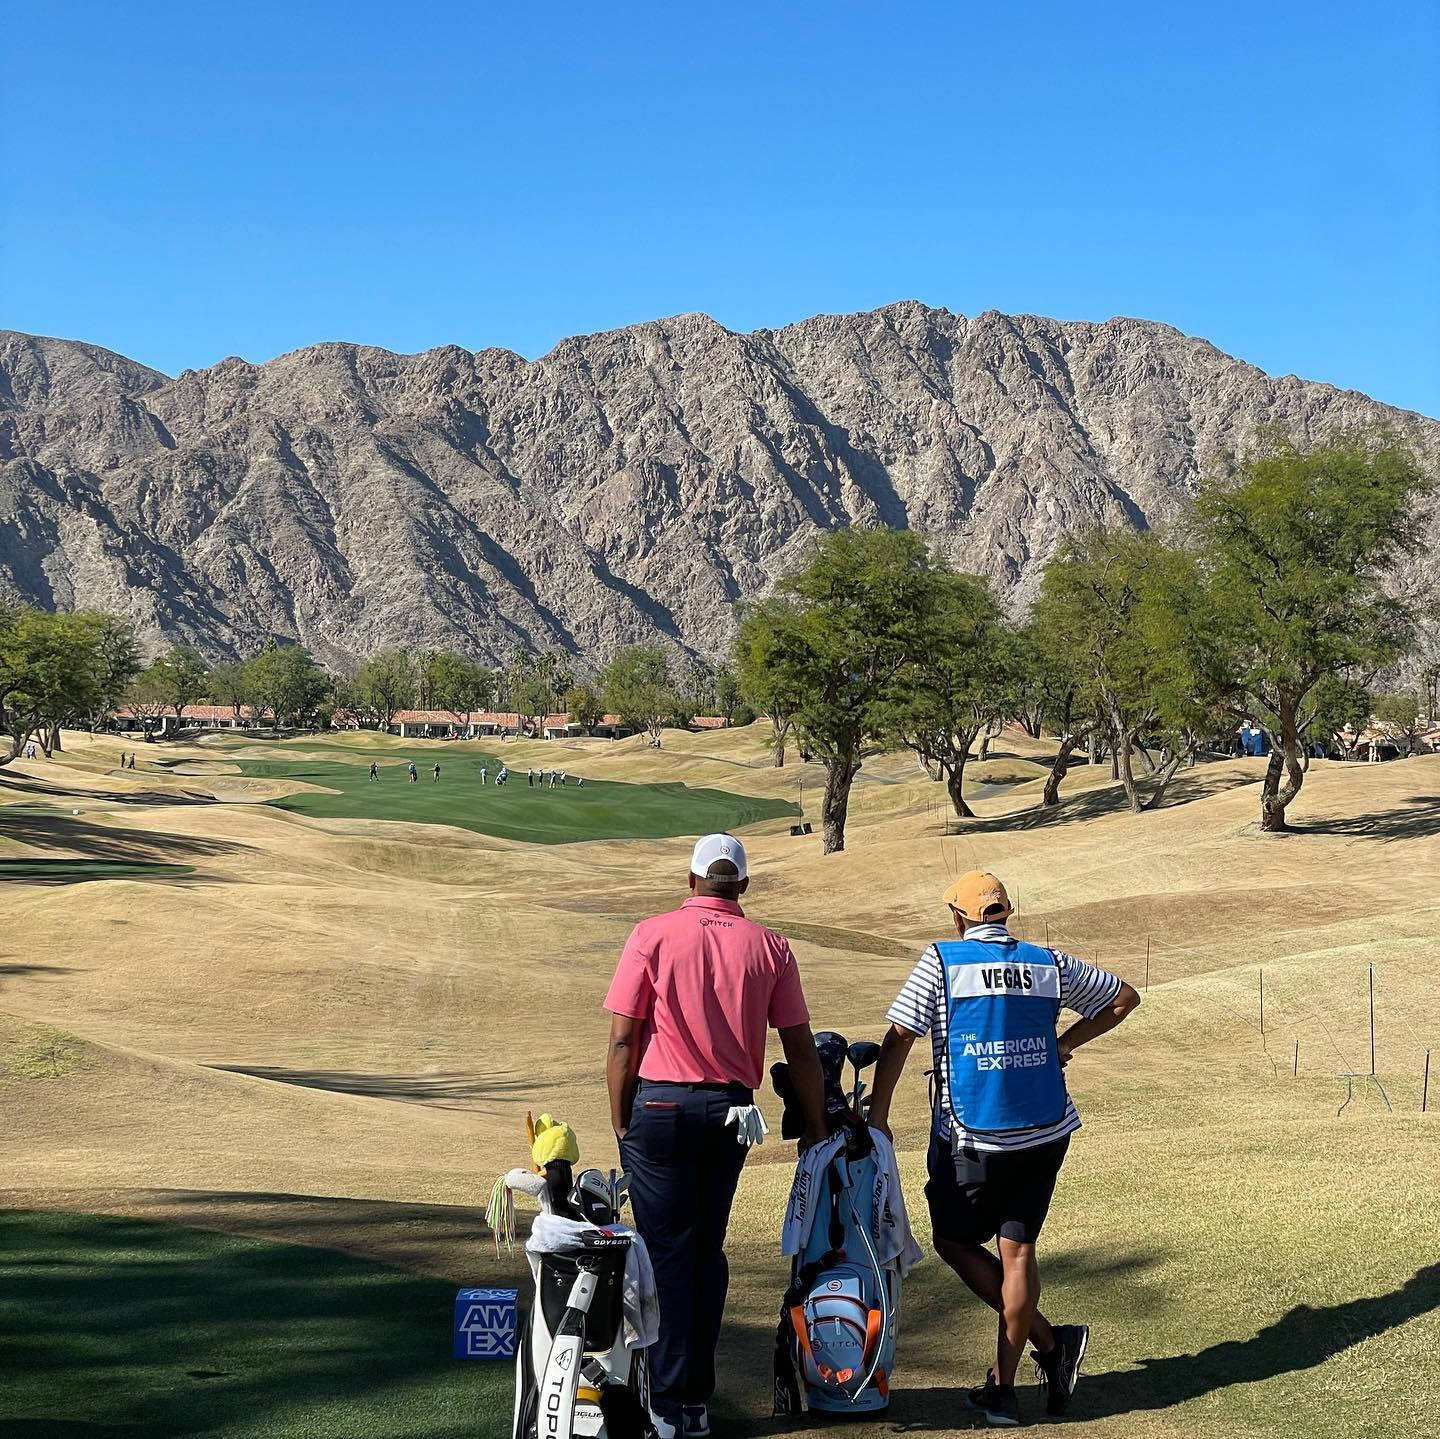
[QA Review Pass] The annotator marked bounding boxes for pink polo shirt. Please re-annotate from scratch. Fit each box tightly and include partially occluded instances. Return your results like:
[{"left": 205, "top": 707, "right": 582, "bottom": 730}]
[{"left": 604, "top": 895, "right": 810, "bottom": 1089}]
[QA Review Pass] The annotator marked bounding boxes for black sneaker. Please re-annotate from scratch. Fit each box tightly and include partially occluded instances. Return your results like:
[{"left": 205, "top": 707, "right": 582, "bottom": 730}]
[
  {"left": 1034, "top": 1323, "right": 1090, "bottom": 1415},
  {"left": 965, "top": 1372, "right": 1020, "bottom": 1427}
]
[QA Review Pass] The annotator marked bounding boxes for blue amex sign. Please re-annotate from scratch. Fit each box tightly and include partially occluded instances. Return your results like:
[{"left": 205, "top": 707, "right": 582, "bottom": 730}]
[{"left": 454, "top": 1287, "right": 518, "bottom": 1359}]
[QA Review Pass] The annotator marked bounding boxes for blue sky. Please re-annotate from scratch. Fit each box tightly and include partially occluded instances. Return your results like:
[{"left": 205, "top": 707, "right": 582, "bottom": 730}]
[{"left": 4, "top": 3, "right": 1437, "bottom": 415}]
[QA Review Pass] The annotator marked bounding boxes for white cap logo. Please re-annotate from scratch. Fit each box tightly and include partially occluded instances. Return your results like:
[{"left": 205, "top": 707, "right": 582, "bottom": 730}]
[{"left": 690, "top": 833, "right": 748, "bottom": 881}]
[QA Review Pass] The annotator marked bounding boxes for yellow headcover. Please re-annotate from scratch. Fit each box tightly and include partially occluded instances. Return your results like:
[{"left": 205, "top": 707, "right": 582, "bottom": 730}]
[{"left": 528, "top": 1111, "right": 580, "bottom": 1172}]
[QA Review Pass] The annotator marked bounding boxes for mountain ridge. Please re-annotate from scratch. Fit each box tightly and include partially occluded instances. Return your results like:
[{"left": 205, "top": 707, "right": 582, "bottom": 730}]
[{"left": 2, "top": 304, "right": 1436, "bottom": 666}]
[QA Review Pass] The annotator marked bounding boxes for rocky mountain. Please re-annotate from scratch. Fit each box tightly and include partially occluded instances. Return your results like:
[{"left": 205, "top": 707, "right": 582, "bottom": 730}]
[{"left": 1, "top": 304, "right": 1435, "bottom": 667}]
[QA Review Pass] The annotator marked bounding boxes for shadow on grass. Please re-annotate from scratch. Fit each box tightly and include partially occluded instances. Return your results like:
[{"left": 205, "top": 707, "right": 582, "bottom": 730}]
[
  {"left": 952, "top": 765, "right": 1261, "bottom": 834},
  {"left": 0, "top": 811, "right": 246, "bottom": 870},
  {"left": 0, "top": 1207, "right": 509, "bottom": 1439},
  {"left": 208, "top": 1065, "right": 534, "bottom": 1110},
  {"left": 1290, "top": 795, "right": 1440, "bottom": 843},
  {"left": 893, "top": 1262, "right": 1440, "bottom": 1427},
  {"left": 0, "top": 772, "right": 218, "bottom": 808},
  {"left": 0, "top": 859, "right": 198, "bottom": 885}
]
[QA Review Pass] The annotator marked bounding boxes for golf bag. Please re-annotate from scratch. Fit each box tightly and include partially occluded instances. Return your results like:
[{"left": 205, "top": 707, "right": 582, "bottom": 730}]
[
  {"left": 509, "top": 1161, "right": 656, "bottom": 1439},
  {"left": 770, "top": 1033, "right": 904, "bottom": 1417}
]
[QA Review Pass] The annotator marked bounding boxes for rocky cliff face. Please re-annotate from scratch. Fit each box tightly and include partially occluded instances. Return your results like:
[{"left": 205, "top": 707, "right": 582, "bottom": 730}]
[{"left": 1, "top": 304, "right": 1435, "bottom": 666}]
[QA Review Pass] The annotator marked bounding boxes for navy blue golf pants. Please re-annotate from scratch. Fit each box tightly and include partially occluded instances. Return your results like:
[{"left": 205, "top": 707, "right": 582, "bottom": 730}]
[{"left": 620, "top": 1081, "right": 750, "bottom": 1421}]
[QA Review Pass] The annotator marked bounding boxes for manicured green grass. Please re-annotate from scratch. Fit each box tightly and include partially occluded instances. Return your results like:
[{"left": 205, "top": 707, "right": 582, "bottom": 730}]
[
  {"left": 0, "top": 1209, "right": 511, "bottom": 1439},
  {"left": 236, "top": 757, "right": 797, "bottom": 844},
  {"left": 0, "top": 859, "right": 195, "bottom": 881}
]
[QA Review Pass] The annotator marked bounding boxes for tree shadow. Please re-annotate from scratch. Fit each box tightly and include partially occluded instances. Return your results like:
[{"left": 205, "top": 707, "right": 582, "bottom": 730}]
[
  {"left": 954, "top": 766, "right": 1259, "bottom": 833},
  {"left": 1290, "top": 795, "right": 1440, "bottom": 844},
  {"left": 894, "top": 1262, "right": 1440, "bottom": 1427},
  {"left": 207, "top": 1066, "right": 534, "bottom": 1111},
  {"left": 0, "top": 811, "right": 247, "bottom": 867},
  {"left": 0, "top": 772, "right": 218, "bottom": 807},
  {"left": 0, "top": 1206, "right": 508, "bottom": 1439}
]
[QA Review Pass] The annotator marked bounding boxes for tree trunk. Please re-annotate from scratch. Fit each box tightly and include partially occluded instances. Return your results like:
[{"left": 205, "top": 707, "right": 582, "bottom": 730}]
[
  {"left": 945, "top": 757, "right": 975, "bottom": 819},
  {"left": 770, "top": 715, "right": 787, "bottom": 768},
  {"left": 1141, "top": 750, "right": 1186, "bottom": 810},
  {"left": 1258, "top": 714, "right": 1306, "bottom": 832},
  {"left": 1134, "top": 742, "right": 1157, "bottom": 775},
  {"left": 976, "top": 724, "right": 994, "bottom": 762},
  {"left": 917, "top": 752, "right": 942, "bottom": 782},
  {"left": 49, "top": 722, "right": 63, "bottom": 753},
  {"left": 1088, "top": 732, "right": 1099, "bottom": 766},
  {"left": 1108, "top": 709, "right": 1142, "bottom": 813},
  {"left": 820, "top": 757, "right": 860, "bottom": 854},
  {"left": 1042, "top": 734, "right": 1080, "bottom": 807}
]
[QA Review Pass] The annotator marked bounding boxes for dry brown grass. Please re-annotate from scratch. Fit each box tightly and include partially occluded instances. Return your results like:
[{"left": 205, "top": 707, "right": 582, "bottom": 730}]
[{"left": 3, "top": 725, "right": 1438, "bottom": 1437}]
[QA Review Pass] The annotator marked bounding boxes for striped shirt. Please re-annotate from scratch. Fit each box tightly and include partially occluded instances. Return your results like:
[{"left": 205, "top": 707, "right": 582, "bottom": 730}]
[{"left": 886, "top": 923, "right": 1122, "bottom": 1153}]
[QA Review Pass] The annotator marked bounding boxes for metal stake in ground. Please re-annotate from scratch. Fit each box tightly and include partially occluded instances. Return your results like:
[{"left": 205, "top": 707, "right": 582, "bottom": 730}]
[
  {"left": 1369, "top": 965, "right": 1376, "bottom": 1077},
  {"left": 1424, "top": 1051, "right": 1431, "bottom": 1114},
  {"left": 1260, "top": 968, "right": 1265, "bottom": 1037},
  {"left": 1145, "top": 937, "right": 1150, "bottom": 993},
  {"left": 1293, "top": 1039, "right": 1299, "bottom": 1077}
]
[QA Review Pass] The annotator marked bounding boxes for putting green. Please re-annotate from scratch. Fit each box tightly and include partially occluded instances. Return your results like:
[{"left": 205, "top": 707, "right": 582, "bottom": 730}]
[
  {"left": 0, "top": 1209, "right": 510, "bottom": 1439},
  {"left": 0, "top": 859, "right": 196, "bottom": 881},
  {"left": 235, "top": 757, "right": 798, "bottom": 843}
]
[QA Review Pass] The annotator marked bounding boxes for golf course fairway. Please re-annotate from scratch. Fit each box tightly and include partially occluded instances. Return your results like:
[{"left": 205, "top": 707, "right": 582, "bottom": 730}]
[{"left": 3, "top": 724, "right": 1437, "bottom": 1438}]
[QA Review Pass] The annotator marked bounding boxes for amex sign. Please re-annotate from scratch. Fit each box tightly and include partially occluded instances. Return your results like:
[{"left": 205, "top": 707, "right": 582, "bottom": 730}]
[{"left": 453, "top": 1287, "right": 518, "bottom": 1359}]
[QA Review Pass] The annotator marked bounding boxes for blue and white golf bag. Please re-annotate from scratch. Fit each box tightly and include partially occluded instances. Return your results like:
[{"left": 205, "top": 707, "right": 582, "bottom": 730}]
[{"left": 770, "top": 1032, "right": 912, "bottom": 1417}]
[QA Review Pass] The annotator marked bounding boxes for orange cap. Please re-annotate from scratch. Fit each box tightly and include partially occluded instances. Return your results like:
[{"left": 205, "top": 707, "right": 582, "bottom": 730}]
[{"left": 943, "top": 870, "right": 1012, "bottom": 922}]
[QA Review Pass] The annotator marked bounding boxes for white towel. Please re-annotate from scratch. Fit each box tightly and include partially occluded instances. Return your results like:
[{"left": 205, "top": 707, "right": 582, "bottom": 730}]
[
  {"left": 526, "top": 1212, "right": 660, "bottom": 1349},
  {"left": 781, "top": 1127, "right": 923, "bottom": 1279}
]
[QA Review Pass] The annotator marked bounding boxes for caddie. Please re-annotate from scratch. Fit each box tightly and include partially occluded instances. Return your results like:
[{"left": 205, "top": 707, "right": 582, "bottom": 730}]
[{"left": 866, "top": 870, "right": 1140, "bottom": 1427}]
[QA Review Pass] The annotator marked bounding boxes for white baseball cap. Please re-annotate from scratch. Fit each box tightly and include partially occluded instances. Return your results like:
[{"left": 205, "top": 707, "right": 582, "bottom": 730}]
[{"left": 690, "top": 833, "right": 748, "bottom": 881}]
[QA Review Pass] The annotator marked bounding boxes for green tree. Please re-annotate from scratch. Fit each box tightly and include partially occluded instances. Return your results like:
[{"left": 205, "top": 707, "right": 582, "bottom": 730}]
[
  {"left": 601, "top": 646, "right": 677, "bottom": 744},
  {"left": 208, "top": 661, "right": 249, "bottom": 721},
  {"left": 712, "top": 664, "right": 741, "bottom": 726},
  {"left": 349, "top": 648, "right": 417, "bottom": 730},
  {"left": 124, "top": 664, "right": 170, "bottom": 731},
  {"left": 893, "top": 572, "right": 1011, "bottom": 819},
  {"left": 1008, "top": 621, "right": 1101, "bottom": 808},
  {"left": 1301, "top": 673, "right": 1371, "bottom": 761},
  {"left": 565, "top": 685, "right": 605, "bottom": 731},
  {"left": 1372, "top": 692, "right": 1423, "bottom": 756},
  {"left": 743, "top": 529, "right": 935, "bottom": 853},
  {"left": 149, "top": 644, "right": 211, "bottom": 726},
  {"left": 735, "top": 598, "right": 804, "bottom": 767},
  {"left": 1031, "top": 528, "right": 1215, "bottom": 814},
  {"left": 1197, "top": 433, "right": 1431, "bottom": 830},
  {"left": 513, "top": 673, "right": 554, "bottom": 735},
  {"left": 244, "top": 642, "right": 331, "bottom": 729},
  {"left": 449, "top": 659, "right": 496, "bottom": 726},
  {"left": 0, "top": 607, "right": 139, "bottom": 763}
]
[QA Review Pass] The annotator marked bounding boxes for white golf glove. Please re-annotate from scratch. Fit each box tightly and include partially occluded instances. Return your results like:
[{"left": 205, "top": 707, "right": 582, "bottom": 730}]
[{"left": 725, "top": 1104, "right": 769, "bottom": 1147}]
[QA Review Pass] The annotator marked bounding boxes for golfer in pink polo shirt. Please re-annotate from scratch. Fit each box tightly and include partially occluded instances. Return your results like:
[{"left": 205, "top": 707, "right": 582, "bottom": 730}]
[{"left": 606, "top": 833, "right": 826, "bottom": 1439}]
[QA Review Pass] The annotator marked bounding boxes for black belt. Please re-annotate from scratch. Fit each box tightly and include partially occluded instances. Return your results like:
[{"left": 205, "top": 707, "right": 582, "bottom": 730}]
[{"left": 639, "top": 1078, "right": 754, "bottom": 1100}]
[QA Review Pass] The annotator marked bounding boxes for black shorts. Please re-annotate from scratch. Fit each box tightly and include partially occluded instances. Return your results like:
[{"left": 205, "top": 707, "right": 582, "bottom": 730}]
[{"left": 925, "top": 1131, "right": 1070, "bottom": 1246}]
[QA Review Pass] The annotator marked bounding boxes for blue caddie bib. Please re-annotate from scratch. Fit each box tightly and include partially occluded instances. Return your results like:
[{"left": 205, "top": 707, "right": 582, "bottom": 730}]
[{"left": 939, "top": 937, "right": 1066, "bottom": 1133}]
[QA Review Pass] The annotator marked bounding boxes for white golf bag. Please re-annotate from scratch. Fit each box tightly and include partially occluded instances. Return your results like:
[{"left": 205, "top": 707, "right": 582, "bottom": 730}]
[
  {"left": 771, "top": 1032, "right": 908, "bottom": 1417},
  {"left": 507, "top": 1162, "right": 656, "bottom": 1439}
]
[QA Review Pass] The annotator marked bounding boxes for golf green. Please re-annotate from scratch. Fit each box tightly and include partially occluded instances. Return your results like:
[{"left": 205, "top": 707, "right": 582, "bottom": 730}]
[
  {"left": 0, "top": 1209, "right": 511, "bottom": 1439},
  {"left": 235, "top": 757, "right": 798, "bottom": 843}
]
